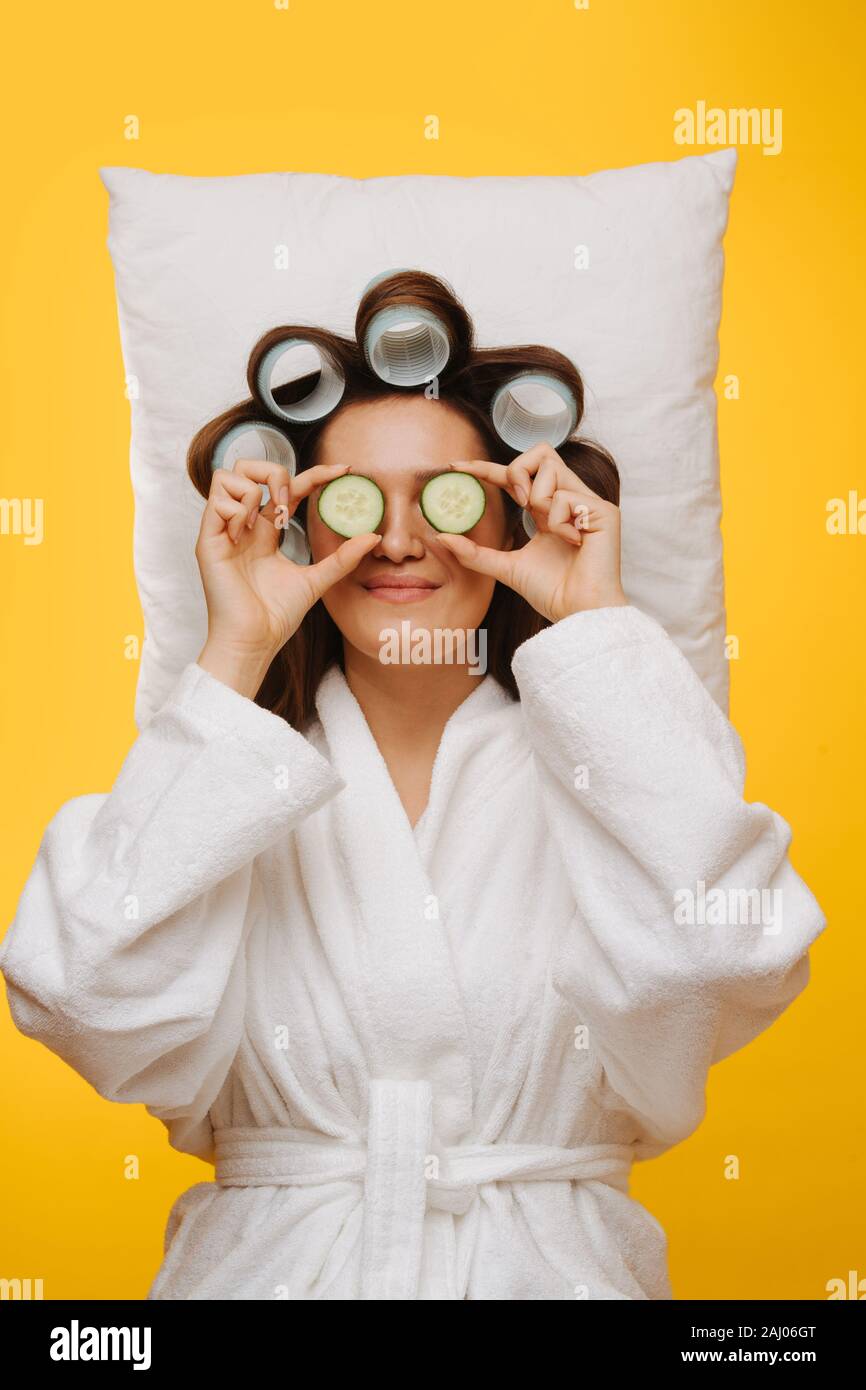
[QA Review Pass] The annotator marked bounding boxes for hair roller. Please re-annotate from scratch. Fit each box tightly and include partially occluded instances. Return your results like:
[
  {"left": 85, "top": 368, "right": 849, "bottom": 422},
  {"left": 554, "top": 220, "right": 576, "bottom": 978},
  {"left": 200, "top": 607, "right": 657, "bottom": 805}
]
[
  {"left": 249, "top": 330, "right": 347, "bottom": 424},
  {"left": 356, "top": 268, "right": 472, "bottom": 387},
  {"left": 490, "top": 372, "right": 579, "bottom": 452}
]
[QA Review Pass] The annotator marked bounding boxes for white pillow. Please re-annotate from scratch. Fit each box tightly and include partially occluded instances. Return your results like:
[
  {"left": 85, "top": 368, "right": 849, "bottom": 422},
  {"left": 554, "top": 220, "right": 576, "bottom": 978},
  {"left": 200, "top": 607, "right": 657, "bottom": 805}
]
[{"left": 99, "top": 149, "right": 737, "bottom": 727}]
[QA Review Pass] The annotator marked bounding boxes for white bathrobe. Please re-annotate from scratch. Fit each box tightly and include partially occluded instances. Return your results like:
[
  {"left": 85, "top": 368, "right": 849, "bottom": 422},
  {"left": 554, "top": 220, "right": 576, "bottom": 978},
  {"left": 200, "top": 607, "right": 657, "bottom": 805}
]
[{"left": 0, "top": 604, "right": 827, "bottom": 1300}]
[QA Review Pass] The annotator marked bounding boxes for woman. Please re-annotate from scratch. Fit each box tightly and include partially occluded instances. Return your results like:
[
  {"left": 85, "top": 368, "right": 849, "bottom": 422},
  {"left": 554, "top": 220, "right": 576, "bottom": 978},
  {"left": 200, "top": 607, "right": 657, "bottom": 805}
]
[{"left": 0, "top": 272, "right": 826, "bottom": 1300}]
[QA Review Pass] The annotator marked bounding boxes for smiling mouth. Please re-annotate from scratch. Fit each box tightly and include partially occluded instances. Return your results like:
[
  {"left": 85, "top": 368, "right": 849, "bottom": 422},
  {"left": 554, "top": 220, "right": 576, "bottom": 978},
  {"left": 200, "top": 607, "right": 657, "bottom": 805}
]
[
  {"left": 362, "top": 576, "right": 442, "bottom": 603},
  {"left": 364, "top": 588, "right": 439, "bottom": 603}
]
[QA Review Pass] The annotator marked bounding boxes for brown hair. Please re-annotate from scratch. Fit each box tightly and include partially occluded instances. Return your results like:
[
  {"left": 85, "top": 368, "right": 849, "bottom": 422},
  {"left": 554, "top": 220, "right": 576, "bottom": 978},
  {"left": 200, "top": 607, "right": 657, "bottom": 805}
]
[{"left": 187, "top": 269, "right": 620, "bottom": 729}]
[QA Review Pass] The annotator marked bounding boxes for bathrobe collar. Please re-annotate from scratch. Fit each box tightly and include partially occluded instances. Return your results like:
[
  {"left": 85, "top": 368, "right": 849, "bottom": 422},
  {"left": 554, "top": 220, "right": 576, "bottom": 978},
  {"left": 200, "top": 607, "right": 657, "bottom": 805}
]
[
  {"left": 315, "top": 663, "right": 511, "bottom": 848},
  {"left": 311, "top": 663, "right": 512, "bottom": 1142}
]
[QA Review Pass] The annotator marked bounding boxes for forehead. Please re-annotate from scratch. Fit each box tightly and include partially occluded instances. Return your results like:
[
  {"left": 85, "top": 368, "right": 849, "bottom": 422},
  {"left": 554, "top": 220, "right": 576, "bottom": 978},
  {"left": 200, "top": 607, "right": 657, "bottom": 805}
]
[{"left": 315, "top": 395, "right": 487, "bottom": 477}]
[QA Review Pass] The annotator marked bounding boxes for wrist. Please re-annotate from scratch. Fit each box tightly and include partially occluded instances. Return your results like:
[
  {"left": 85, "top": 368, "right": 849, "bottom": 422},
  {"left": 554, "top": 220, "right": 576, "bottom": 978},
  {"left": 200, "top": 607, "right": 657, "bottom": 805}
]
[
  {"left": 196, "top": 639, "right": 276, "bottom": 700},
  {"left": 553, "top": 588, "right": 629, "bottom": 620},
  {"left": 579, "top": 592, "right": 629, "bottom": 613}
]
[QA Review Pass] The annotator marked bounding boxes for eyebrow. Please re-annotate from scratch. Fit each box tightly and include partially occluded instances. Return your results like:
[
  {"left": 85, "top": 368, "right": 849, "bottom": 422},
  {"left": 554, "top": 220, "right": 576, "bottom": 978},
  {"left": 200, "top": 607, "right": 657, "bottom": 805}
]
[{"left": 413, "top": 467, "right": 453, "bottom": 484}]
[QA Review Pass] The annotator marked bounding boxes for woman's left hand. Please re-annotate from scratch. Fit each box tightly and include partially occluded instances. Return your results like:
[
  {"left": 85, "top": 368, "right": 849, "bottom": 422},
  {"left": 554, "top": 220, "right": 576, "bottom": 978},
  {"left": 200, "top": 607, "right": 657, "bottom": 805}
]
[{"left": 436, "top": 444, "right": 629, "bottom": 622}]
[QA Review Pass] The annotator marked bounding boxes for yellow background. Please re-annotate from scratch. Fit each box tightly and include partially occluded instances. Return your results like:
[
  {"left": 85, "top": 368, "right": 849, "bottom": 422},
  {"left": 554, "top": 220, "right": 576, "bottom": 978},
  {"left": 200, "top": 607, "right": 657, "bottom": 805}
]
[{"left": 1, "top": 0, "right": 862, "bottom": 1300}]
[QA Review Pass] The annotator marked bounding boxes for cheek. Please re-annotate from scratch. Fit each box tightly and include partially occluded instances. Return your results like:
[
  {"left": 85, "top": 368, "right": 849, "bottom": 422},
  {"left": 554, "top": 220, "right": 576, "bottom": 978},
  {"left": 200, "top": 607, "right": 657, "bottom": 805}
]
[
  {"left": 473, "top": 492, "right": 512, "bottom": 542},
  {"left": 307, "top": 508, "right": 341, "bottom": 562},
  {"left": 318, "top": 579, "right": 373, "bottom": 654},
  {"left": 307, "top": 514, "right": 367, "bottom": 632},
  {"left": 468, "top": 508, "right": 514, "bottom": 568},
  {"left": 438, "top": 556, "right": 496, "bottom": 626},
  {"left": 457, "top": 571, "right": 495, "bottom": 616}
]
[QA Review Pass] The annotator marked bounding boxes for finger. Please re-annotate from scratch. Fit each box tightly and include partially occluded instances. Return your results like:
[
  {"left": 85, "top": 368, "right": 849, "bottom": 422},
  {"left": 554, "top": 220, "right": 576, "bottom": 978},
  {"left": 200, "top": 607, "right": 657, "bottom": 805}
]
[
  {"left": 508, "top": 444, "right": 606, "bottom": 510},
  {"left": 227, "top": 457, "right": 296, "bottom": 514},
  {"left": 304, "top": 532, "right": 382, "bottom": 601},
  {"left": 547, "top": 490, "right": 585, "bottom": 546},
  {"left": 522, "top": 449, "right": 614, "bottom": 525},
  {"left": 202, "top": 496, "right": 249, "bottom": 544},
  {"left": 558, "top": 474, "right": 612, "bottom": 511},
  {"left": 212, "top": 469, "right": 259, "bottom": 502},
  {"left": 223, "top": 498, "right": 255, "bottom": 545},
  {"left": 525, "top": 457, "right": 561, "bottom": 527},
  {"left": 447, "top": 452, "right": 558, "bottom": 513},
  {"left": 505, "top": 443, "right": 566, "bottom": 506},
  {"left": 557, "top": 496, "right": 609, "bottom": 533},
  {"left": 437, "top": 532, "right": 515, "bottom": 586},
  {"left": 211, "top": 468, "right": 265, "bottom": 529},
  {"left": 560, "top": 466, "right": 610, "bottom": 507},
  {"left": 262, "top": 462, "right": 353, "bottom": 528},
  {"left": 445, "top": 459, "right": 524, "bottom": 507}
]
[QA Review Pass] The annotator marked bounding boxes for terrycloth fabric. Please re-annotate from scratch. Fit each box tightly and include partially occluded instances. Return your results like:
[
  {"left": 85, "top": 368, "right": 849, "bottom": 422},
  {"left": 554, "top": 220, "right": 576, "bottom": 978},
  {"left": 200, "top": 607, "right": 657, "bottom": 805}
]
[{"left": 0, "top": 604, "right": 827, "bottom": 1300}]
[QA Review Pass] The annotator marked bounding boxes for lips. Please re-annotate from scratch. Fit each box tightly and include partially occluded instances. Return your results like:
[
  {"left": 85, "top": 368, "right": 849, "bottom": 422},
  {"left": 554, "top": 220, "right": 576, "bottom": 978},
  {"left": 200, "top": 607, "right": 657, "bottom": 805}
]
[
  {"left": 362, "top": 574, "right": 442, "bottom": 603},
  {"left": 363, "top": 575, "right": 440, "bottom": 589}
]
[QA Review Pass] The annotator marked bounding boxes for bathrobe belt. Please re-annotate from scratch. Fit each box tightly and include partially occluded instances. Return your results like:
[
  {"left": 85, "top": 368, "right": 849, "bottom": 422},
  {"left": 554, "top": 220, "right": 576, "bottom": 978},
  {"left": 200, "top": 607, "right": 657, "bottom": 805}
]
[{"left": 213, "top": 1080, "right": 634, "bottom": 1300}]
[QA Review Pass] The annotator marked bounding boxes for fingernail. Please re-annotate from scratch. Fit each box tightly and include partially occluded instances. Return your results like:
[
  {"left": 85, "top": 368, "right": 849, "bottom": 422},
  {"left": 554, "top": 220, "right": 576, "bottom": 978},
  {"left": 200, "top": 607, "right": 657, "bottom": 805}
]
[
  {"left": 516, "top": 487, "right": 527, "bottom": 506},
  {"left": 279, "top": 486, "right": 290, "bottom": 506}
]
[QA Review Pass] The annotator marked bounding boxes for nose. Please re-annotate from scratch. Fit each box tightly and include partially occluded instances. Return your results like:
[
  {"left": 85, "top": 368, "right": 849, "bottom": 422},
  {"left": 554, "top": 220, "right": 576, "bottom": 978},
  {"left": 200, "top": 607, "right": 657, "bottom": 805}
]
[{"left": 371, "top": 492, "right": 427, "bottom": 562}]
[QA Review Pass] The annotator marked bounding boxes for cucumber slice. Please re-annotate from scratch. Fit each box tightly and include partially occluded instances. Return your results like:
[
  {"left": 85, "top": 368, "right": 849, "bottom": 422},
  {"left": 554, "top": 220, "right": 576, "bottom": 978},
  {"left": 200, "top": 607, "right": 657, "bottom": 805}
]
[
  {"left": 317, "top": 474, "right": 385, "bottom": 538},
  {"left": 420, "top": 471, "right": 486, "bottom": 534}
]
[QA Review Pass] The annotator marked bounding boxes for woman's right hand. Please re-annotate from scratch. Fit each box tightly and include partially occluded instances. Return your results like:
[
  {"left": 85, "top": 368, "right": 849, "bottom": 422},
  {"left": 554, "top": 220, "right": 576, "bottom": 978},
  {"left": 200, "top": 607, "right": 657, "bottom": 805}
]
[{"left": 194, "top": 458, "right": 380, "bottom": 698}]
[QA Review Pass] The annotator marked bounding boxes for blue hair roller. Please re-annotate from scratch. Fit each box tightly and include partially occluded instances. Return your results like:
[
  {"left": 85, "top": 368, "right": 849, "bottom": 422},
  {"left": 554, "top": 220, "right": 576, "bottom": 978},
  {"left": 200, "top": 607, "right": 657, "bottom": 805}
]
[
  {"left": 256, "top": 337, "right": 346, "bottom": 423},
  {"left": 491, "top": 371, "right": 578, "bottom": 453},
  {"left": 361, "top": 267, "right": 452, "bottom": 387}
]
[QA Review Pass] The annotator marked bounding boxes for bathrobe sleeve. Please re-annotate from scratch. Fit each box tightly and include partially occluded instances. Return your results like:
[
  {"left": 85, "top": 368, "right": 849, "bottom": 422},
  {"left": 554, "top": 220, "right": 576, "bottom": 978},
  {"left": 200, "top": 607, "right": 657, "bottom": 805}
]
[
  {"left": 0, "top": 661, "right": 345, "bottom": 1133},
  {"left": 511, "top": 604, "right": 828, "bottom": 1142}
]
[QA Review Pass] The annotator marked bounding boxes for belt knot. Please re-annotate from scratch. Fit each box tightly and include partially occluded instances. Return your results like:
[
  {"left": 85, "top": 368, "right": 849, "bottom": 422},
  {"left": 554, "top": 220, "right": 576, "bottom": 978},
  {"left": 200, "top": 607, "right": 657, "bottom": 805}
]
[{"left": 213, "top": 1078, "right": 633, "bottom": 1299}]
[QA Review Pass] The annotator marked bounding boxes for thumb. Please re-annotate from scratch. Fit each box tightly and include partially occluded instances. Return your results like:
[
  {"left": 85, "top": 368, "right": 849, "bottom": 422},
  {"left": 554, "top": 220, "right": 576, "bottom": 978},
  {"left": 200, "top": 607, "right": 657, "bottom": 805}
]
[
  {"left": 304, "top": 532, "right": 381, "bottom": 602},
  {"left": 438, "top": 533, "right": 515, "bottom": 586}
]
